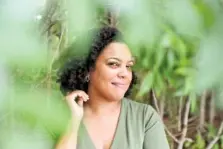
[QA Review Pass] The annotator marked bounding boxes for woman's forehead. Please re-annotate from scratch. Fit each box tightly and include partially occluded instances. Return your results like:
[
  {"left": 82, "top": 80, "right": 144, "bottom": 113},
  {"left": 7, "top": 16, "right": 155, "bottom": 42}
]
[{"left": 100, "top": 42, "right": 133, "bottom": 60}]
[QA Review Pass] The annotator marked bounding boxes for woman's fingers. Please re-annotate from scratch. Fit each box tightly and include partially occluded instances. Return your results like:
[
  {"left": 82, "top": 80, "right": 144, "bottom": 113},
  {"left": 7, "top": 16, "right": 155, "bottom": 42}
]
[
  {"left": 80, "top": 93, "right": 89, "bottom": 102},
  {"left": 65, "top": 90, "right": 89, "bottom": 108},
  {"left": 76, "top": 96, "right": 84, "bottom": 107},
  {"left": 65, "top": 90, "right": 89, "bottom": 119},
  {"left": 76, "top": 91, "right": 89, "bottom": 102}
]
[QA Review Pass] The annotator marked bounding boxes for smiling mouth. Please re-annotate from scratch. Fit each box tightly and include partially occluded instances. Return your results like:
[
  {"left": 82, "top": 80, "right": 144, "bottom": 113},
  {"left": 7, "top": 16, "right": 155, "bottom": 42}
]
[{"left": 111, "top": 82, "right": 127, "bottom": 90}]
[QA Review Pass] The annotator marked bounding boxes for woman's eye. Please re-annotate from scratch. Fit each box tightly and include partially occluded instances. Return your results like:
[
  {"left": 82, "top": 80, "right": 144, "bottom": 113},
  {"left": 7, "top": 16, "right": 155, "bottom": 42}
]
[
  {"left": 126, "top": 65, "right": 133, "bottom": 70},
  {"left": 108, "top": 62, "right": 119, "bottom": 68}
]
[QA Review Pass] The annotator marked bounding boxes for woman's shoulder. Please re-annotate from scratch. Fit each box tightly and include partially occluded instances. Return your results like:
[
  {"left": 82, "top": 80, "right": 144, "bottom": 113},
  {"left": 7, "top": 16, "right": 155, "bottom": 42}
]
[
  {"left": 122, "top": 98, "right": 161, "bottom": 125},
  {"left": 122, "top": 98, "right": 163, "bottom": 132},
  {"left": 122, "top": 98, "right": 156, "bottom": 114}
]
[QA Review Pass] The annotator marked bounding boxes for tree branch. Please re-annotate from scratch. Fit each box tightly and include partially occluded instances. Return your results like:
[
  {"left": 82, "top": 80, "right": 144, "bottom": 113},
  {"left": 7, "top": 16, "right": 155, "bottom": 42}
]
[
  {"left": 152, "top": 90, "right": 179, "bottom": 143},
  {"left": 209, "top": 92, "right": 215, "bottom": 125},
  {"left": 178, "top": 96, "right": 183, "bottom": 131},
  {"left": 199, "top": 91, "right": 207, "bottom": 130},
  {"left": 206, "top": 121, "right": 223, "bottom": 149},
  {"left": 177, "top": 97, "right": 191, "bottom": 149}
]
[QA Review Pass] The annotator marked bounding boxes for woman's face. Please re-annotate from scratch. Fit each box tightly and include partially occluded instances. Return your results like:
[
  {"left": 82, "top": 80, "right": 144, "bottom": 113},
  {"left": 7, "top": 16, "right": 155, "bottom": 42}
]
[{"left": 88, "top": 42, "right": 134, "bottom": 101}]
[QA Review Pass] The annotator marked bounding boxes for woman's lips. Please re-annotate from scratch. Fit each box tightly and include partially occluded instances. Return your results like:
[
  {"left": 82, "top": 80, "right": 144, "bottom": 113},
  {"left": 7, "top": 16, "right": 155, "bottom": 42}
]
[{"left": 111, "top": 82, "right": 128, "bottom": 90}]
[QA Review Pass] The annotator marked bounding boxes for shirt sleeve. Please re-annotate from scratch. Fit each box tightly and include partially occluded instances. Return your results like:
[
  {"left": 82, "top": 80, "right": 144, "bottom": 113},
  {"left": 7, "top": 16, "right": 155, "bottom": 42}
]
[{"left": 143, "top": 105, "right": 170, "bottom": 149}]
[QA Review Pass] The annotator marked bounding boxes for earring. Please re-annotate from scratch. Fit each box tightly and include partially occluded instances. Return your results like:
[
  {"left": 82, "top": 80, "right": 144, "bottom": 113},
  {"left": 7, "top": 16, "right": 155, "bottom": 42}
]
[{"left": 85, "top": 74, "right": 90, "bottom": 82}]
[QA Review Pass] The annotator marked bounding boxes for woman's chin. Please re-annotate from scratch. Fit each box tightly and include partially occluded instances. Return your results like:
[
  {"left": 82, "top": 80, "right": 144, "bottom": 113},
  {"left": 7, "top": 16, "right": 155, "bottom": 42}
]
[{"left": 109, "top": 93, "right": 125, "bottom": 102}]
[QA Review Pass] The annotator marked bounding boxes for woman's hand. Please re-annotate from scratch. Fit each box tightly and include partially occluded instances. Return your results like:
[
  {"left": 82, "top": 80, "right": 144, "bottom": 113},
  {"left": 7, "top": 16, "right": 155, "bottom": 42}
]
[
  {"left": 65, "top": 90, "right": 89, "bottom": 120},
  {"left": 56, "top": 90, "right": 88, "bottom": 149}
]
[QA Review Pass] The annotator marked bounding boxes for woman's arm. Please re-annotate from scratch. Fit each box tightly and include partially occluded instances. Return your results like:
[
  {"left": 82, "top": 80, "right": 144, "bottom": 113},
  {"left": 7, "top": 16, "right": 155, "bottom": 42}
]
[
  {"left": 143, "top": 106, "right": 170, "bottom": 149},
  {"left": 56, "top": 90, "right": 89, "bottom": 149},
  {"left": 56, "top": 118, "right": 81, "bottom": 149}
]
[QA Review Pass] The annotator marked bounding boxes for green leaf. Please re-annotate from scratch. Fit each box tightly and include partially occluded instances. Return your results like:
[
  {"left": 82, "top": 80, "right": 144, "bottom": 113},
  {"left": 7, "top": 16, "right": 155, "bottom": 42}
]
[
  {"left": 174, "top": 88, "right": 185, "bottom": 97},
  {"left": 137, "top": 72, "right": 154, "bottom": 97},
  {"left": 175, "top": 67, "right": 194, "bottom": 76},
  {"left": 167, "top": 50, "right": 175, "bottom": 70},
  {"left": 213, "top": 144, "right": 219, "bottom": 149},
  {"left": 179, "top": 58, "right": 191, "bottom": 67},
  {"left": 189, "top": 92, "right": 197, "bottom": 113},
  {"left": 184, "top": 141, "right": 191, "bottom": 148},
  {"left": 207, "top": 124, "right": 217, "bottom": 139},
  {"left": 195, "top": 133, "right": 205, "bottom": 148},
  {"left": 165, "top": 0, "right": 202, "bottom": 37},
  {"left": 176, "top": 38, "right": 187, "bottom": 59},
  {"left": 154, "top": 46, "right": 165, "bottom": 69},
  {"left": 193, "top": 0, "right": 215, "bottom": 29},
  {"left": 184, "top": 76, "right": 195, "bottom": 95},
  {"left": 154, "top": 72, "right": 165, "bottom": 97},
  {"left": 220, "top": 135, "right": 223, "bottom": 148}
]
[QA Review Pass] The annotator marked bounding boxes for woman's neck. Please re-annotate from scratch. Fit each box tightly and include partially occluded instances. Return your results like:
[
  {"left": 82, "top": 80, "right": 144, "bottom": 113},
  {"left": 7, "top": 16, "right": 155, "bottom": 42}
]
[{"left": 84, "top": 91, "right": 121, "bottom": 117}]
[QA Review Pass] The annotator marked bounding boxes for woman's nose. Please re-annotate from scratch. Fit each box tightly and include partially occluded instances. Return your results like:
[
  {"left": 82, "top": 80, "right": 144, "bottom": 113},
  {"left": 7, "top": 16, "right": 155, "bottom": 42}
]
[{"left": 117, "top": 66, "right": 129, "bottom": 78}]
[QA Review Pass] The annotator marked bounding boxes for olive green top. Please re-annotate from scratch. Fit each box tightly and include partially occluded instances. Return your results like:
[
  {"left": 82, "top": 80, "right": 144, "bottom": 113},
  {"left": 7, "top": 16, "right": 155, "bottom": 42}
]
[{"left": 77, "top": 98, "right": 170, "bottom": 149}]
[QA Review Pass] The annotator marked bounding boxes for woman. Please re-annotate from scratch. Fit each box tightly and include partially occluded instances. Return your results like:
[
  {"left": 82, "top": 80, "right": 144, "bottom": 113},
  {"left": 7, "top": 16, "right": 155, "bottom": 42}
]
[{"left": 56, "top": 26, "right": 170, "bottom": 149}]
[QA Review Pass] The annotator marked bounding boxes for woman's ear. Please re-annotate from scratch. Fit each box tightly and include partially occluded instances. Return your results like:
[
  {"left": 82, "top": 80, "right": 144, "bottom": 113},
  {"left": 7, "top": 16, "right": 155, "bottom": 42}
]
[
  {"left": 85, "top": 73, "right": 90, "bottom": 82},
  {"left": 89, "top": 66, "right": 95, "bottom": 72}
]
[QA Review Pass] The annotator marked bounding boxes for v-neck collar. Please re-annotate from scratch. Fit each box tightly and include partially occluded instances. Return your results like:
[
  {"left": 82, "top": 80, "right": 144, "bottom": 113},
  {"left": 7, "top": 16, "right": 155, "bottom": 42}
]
[{"left": 81, "top": 98, "right": 126, "bottom": 149}]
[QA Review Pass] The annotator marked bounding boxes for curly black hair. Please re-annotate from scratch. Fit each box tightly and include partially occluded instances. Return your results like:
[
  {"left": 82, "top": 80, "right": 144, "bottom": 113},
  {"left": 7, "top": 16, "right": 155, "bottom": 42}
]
[{"left": 57, "top": 26, "right": 137, "bottom": 97}]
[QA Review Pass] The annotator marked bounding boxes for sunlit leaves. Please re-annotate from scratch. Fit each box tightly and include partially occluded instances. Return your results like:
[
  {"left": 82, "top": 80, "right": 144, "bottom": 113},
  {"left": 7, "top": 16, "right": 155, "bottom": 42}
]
[
  {"left": 0, "top": 0, "right": 48, "bottom": 68},
  {"left": 193, "top": 0, "right": 216, "bottom": 30},
  {"left": 0, "top": 63, "right": 9, "bottom": 109},
  {"left": 195, "top": 21, "right": 223, "bottom": 93},
  {"left": 1, "top": 125, "right": 53, "bottom": 149},
  {"left": 9, "top": 85, "right": 69, "bottom": 136},
  {"left": 118, "top": 0, "right": 160, "bottom": 49},
  {"left": 191, "top": 133, "right": 205, "bottom": 149},
  {"left": 65, "top": 0, "right": 98, "bottom": 39},
  {"left": 137, "top": 72, "right": 154, "bottom": 97},
  {"left": 167, "top": 50, "right": 175, "bottom": 70},
  {"left": 2, "top": 0, "right": 223, "bottom": 148},
  {"left": 165, "top": 0, "right": 202, "bottom": 37}
]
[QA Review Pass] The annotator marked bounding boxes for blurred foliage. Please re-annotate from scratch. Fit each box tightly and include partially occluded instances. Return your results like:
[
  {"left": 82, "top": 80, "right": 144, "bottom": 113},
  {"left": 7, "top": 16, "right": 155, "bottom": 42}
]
[{"left": 1, "top": 0, "right": 223, "bottom": 148}]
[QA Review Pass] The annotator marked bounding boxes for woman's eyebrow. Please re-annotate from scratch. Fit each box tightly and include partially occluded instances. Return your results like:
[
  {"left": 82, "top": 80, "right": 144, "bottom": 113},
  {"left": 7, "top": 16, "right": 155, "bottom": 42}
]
[
  {"left": 130, "top": 57, "right": 135, "bottom": 63},
  {"left": 107, "top": 57, "right": 135, "bottom": 63},
  {"left": 107, "top": 57, "right": 121, "bottom": 62}
]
